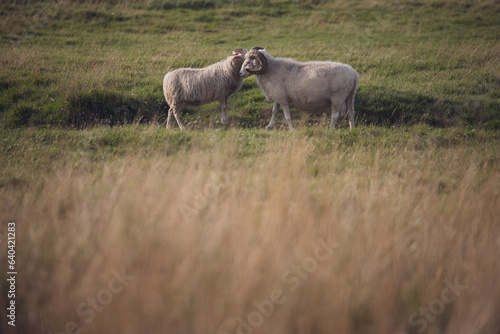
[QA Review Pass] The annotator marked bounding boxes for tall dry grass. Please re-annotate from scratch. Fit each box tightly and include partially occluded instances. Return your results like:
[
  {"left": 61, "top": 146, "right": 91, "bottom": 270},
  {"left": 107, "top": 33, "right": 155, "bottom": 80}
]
[{"left": 2, "top": 131, "right": 500, "bottom": 334}]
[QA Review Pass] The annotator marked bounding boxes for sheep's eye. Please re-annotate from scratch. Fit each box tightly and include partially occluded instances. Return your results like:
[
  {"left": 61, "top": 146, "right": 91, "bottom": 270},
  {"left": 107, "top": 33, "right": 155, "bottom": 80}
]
[{"left": 252, "top": 59, "right": 259, "bottom": 66}]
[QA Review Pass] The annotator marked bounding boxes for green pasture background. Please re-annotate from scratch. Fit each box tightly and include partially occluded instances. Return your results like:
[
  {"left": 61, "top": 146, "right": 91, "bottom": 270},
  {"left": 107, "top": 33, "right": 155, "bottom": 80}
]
[{"left": 0, "top": 0, "right": 499, "bottom": 129}]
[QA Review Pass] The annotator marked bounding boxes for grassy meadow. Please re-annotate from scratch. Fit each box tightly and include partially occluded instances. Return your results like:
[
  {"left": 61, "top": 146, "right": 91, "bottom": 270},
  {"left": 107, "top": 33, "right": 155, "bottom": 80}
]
[
  {"left": 0, "top": 0, "right": 499, "bottom": 128},
  {"left": 1, "top": 0, "right": 500, "bottom": 333}
]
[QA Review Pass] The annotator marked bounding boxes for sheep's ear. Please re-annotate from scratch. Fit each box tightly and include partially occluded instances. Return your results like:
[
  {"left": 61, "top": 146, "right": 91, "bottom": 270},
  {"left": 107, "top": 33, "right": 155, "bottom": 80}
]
[{"left": 232, "top": 55, "right": 241, "bottom": 62}]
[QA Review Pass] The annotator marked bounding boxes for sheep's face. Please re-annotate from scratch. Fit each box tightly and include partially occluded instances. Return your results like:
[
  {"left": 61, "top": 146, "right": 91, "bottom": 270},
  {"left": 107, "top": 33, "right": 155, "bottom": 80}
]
[
  {"left": 231, "top": 48, "right": 247, "bottom": 71},
  {"left": 240, "top": 58, "right": 260, "bottom": 78},
  {"left": 240, "top": 47, "right": 268, "bottom": 78}
]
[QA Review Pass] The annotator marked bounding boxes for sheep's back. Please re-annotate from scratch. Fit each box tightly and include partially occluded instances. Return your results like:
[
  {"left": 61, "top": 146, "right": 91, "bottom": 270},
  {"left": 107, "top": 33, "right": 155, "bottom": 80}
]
[
  {"left": 258, "top": 60, "right": 358, "bottom": 109},
  {"left": 163, "top": 60, "right": 242, "bottom": 106}
]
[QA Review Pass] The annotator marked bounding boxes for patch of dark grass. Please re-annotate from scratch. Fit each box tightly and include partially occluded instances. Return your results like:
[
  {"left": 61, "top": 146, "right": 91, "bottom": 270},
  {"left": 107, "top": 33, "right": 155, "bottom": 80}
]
[
  {"left": 2, "top": 102, "right": 37, "bottom": 128},
  {"left": 151, "top": 0, "right": 218, "bottom": 11},
  {"left": 356, "top": 86, "right": 435, "bottom": 126},
  {"left": 0, "top": 78, "right": 9, "bottom": 91},
  {"left": 353, "top": 86, "right": 499, "bottom": 128},
  {"left": 485, "top": 120, "right": 500, "bottom": 131},
  {"left": 66, "top": 89, "right": 164, "bottom": 128}
]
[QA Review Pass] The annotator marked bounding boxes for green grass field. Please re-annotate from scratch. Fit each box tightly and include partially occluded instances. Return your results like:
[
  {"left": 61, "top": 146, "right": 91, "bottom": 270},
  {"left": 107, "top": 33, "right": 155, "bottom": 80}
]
[
  {"left": 0, "top": 0, "right": 499, "bottom": 128},
  {"left": 1, "top": 1, "right": 500, "bottom": 333}
]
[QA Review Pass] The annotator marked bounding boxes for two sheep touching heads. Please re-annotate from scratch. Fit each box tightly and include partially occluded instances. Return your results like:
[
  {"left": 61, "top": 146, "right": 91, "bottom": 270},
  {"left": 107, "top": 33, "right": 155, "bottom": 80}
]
[{"left": 163, "top": 47, "right": 359, "bottom": 131}]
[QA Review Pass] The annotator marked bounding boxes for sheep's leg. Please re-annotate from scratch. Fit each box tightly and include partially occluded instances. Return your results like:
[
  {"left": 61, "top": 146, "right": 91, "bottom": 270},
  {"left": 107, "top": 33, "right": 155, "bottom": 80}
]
[
  {"left": 340, "top": 102, "right": 347, "bottom": 117},
  {"left": 282, "top": 104, "right": 294, "bottom": 130},
  {"left": 346, "top": 82, "right": 357, "bottom": 130},
  {"left": 166, "top": 108, "right": 174, "bottom": 129},
  {"left": 266, "top": 103, "right": 280, "bottom": 129},
  {"left": 348, "top": 107, "right": 355, "bottom": 129},
  {"left": 220, "top": 99, "right": 228, "bottom": 125},
  {"left": 329, "top": 104, "right": 340, "bottom": 130},
  {"left": 346, "top": 98, "right": 355, "bottom": 130},
  {"left": 171, "top": 104, "right": 186, "bottom": 131}
]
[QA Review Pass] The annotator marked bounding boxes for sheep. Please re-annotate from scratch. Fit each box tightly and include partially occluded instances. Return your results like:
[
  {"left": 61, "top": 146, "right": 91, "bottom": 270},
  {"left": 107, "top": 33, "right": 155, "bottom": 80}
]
[
  {"left": 240, "top": 47, "right": 359, "bottom": 130},
  {"left": 163, "top": 48, "right": 248, "bottom": 130}
]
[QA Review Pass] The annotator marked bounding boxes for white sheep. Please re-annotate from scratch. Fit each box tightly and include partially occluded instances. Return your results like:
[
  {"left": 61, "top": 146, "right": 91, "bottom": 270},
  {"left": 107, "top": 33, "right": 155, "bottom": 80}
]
[
  {"left": 240, "top": 47, "right": 359, "bottom": 130},
  {"left": 163, "top": 48, "right": 248, "bottom": 130}
]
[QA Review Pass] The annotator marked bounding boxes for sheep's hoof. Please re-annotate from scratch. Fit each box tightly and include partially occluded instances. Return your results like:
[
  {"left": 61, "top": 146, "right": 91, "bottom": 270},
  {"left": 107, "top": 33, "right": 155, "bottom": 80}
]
[{"left": 265, "top": 125, "right": 274, "bottom": 130}]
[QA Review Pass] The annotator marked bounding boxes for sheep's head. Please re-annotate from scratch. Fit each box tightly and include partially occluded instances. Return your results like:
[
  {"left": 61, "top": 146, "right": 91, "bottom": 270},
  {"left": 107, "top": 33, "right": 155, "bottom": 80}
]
[
  {"left": 231, "top": 48, "right": 248, "bottom": 68},
  {"left": 240, "top": 46, "right": 268, "bottom": 78}
]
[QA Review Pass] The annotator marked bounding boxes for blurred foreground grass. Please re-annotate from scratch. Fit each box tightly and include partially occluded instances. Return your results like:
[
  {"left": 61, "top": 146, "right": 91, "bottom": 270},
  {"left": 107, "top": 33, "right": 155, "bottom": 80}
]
[{"left": 1, "top": 125, "right": 500, "bottom": 333}]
